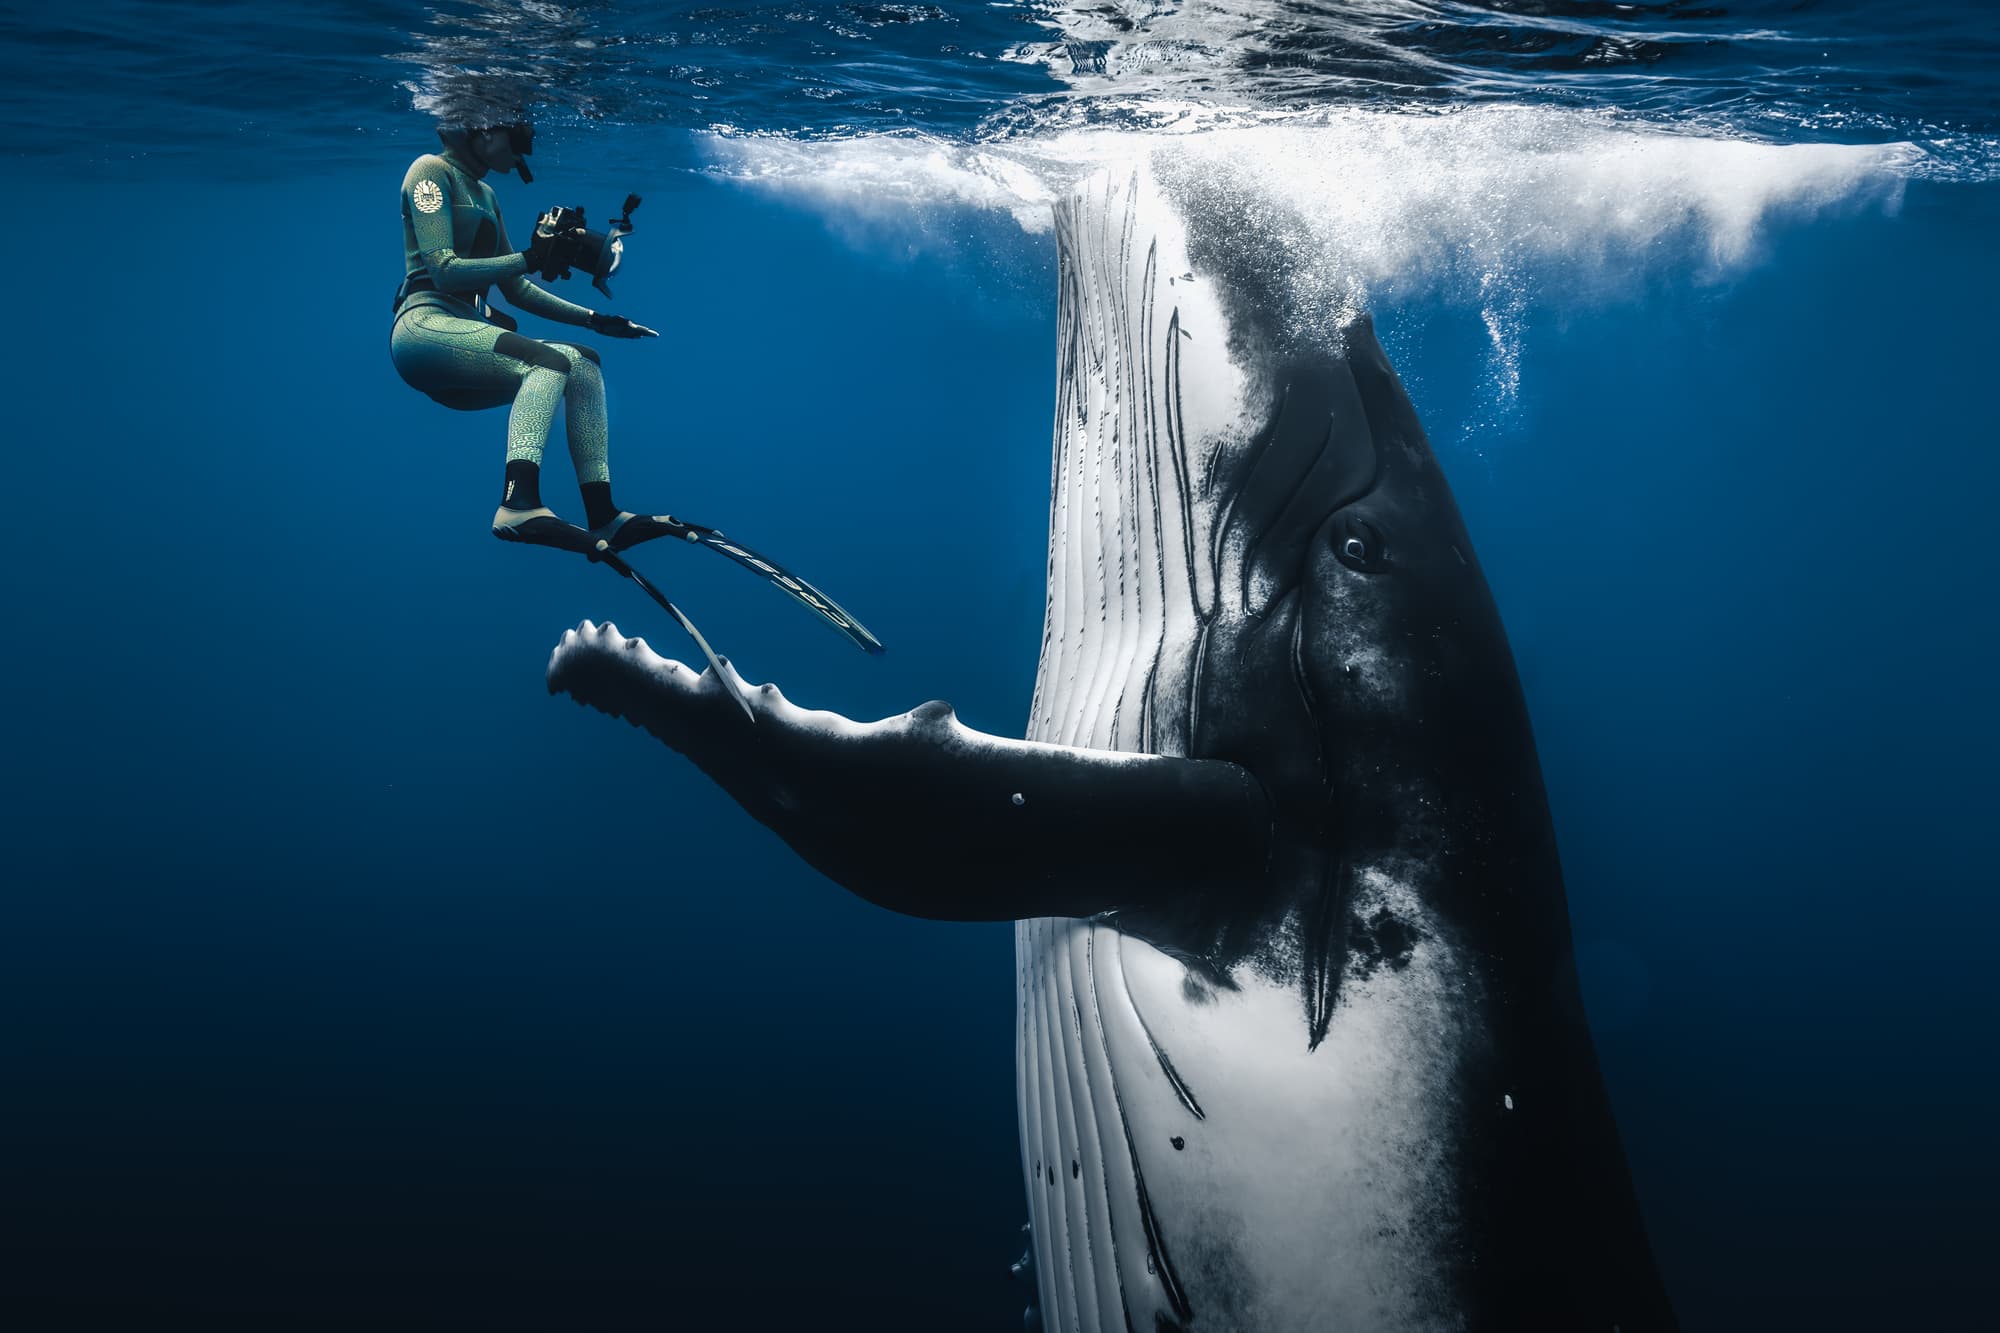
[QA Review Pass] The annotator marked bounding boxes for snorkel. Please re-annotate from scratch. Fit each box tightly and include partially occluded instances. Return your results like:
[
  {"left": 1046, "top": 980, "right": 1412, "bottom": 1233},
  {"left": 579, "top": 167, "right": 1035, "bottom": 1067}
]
[
  {"left": 437, "top": 120, "right": 535, "bottom": 182},
  {"left": 502, "top": 121, "right": 534, "bottom": 183}
]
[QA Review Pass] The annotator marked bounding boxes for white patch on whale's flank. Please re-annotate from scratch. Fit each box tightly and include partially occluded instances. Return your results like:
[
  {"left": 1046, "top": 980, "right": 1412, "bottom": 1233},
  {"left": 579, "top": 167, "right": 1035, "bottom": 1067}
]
[
  {"left": 1349, "top": 864, "right": 1427, "bottom": 931},
  {"left": 1023, "top": 877, "right": 1474, "bottom": 1331}
]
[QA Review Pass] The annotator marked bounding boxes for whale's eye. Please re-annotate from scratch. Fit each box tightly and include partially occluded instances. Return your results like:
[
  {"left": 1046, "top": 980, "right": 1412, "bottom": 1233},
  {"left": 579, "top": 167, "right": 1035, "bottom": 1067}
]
[{"left": 1335, "top": 517, "right": 1386, "bottom": 572}]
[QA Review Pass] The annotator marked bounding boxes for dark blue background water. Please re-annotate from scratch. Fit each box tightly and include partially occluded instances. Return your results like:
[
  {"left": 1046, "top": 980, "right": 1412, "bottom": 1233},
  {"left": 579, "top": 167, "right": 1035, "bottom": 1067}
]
[{"left": 3, "top": 3, "right": 1997, "bottom": 1330}]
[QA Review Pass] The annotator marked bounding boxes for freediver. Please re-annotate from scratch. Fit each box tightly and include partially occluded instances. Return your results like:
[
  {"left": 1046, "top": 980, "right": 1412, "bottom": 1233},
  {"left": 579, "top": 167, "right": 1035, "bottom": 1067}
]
[{"left": 390, "top": 120, "right": 691, "bottom": 552}]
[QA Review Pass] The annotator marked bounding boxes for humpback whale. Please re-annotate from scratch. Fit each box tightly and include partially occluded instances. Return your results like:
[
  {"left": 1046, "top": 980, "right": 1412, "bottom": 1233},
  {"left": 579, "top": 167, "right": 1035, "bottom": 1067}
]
[{"left": 545, "top": 163, "right": 1676, "bottom": 1331}]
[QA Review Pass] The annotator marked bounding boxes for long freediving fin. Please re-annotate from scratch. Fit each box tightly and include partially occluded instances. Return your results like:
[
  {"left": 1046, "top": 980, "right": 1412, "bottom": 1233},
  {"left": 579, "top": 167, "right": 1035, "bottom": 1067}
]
[{"left": 679, "top": 525, "right": 885, "bottom": 656}]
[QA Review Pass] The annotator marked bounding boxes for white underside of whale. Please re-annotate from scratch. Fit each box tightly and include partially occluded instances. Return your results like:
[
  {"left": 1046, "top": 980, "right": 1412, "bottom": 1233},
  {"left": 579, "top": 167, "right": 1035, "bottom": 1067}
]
[
  {"left": 1013, "top": 166, "right": 1476, "bottom": 1332},
  {"left": 1017, "top": 897, "right": 1472, "bottom": 1333}
]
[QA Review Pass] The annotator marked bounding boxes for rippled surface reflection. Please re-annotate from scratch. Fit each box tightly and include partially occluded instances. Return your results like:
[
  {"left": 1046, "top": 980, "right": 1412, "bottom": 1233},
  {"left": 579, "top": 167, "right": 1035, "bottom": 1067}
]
[{"left": 2, "top": 1, "right": 1994, "bottom": 177}]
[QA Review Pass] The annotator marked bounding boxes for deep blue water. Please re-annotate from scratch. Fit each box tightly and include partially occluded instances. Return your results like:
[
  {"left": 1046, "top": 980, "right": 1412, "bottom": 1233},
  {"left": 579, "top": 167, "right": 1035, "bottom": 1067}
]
[{"left": 2, "top": 2, "right": 1997, "bottom": 1330}]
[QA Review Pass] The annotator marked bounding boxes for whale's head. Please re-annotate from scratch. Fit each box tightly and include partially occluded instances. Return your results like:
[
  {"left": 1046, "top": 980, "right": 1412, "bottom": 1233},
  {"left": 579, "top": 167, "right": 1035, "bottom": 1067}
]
[
  {"left": 1037, "top": 162, "right": 1552, "bottom": 1030},
  {"left": 1102, "top": 317, "right": 1543, "bottom": 1022},
  {"left": 1295, "top": 325, "right": 1537, "bottom": 811}
]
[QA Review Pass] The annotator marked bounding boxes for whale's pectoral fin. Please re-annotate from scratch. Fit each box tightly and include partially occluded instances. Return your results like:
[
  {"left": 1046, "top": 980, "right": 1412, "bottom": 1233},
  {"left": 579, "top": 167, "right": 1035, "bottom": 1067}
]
[{"left": 547, "top": 622, "right": 1273, "bottom": 922}]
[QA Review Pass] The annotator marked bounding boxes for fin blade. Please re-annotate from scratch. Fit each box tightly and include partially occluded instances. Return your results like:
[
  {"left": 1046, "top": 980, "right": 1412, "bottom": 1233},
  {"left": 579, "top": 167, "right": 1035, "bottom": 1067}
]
[
  {"left": 691, "top": 531, "right": 885, "bottom": 655},
  {"left": 662, "top": 599, "right": 755, "bottom": 723}
]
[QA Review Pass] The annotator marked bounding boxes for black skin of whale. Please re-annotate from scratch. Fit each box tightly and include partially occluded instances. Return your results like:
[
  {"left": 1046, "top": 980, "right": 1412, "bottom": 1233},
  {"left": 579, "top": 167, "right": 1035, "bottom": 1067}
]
[{"left": 548, "top": 314, "right": 1679, "bottom": 1329}]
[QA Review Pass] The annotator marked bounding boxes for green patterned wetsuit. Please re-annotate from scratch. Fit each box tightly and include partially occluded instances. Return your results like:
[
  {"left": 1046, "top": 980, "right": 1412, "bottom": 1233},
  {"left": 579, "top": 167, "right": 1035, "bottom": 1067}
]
[{"left": 390, "top": 150, "right": 610, "bottom": 493}]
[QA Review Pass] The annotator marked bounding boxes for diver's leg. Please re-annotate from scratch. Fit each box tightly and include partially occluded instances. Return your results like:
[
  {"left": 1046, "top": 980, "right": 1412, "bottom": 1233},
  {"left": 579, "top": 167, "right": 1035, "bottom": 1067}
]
[
  {"left": 391, "top": 307, "right": 582, "bottom": 543},
  {"left": 499, "top": 363, "right": 568, "bottom": 510},
  {"left": 494, "top": 334, "right": 572, "bottom": 512},
  {"left": 547, "top": 344, "right": 615, "bottom": 525},
  {"left": 545, "top": 342, "right": 694, "bottom": 553},
  {"left": 391, "top": 304, "right": 525, "bottom": 412},
  {"left": 489, "top": 336, "right": 591, "bottom": 546}
]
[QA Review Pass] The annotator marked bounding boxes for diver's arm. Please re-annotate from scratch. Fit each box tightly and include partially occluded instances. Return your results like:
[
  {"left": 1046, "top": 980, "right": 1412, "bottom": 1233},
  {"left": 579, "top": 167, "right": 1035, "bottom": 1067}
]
[
  {"left": 492, "top": 211, "right": 598, "bottom": 324},
  {"left": 498, "top": 274, "right": 598, "bottom": 324},
  {"left": 403, "top": 157, "right": 529, "bottom": 294}
]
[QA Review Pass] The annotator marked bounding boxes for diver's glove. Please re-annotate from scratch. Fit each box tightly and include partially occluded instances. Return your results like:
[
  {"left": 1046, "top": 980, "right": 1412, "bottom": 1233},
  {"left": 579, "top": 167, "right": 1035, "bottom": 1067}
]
[
  {"left": 588, "top": 312, "right": 659, "bottom": 339},
  {"left": 522, "top": 226, "right": 584, "bottom": 281}
]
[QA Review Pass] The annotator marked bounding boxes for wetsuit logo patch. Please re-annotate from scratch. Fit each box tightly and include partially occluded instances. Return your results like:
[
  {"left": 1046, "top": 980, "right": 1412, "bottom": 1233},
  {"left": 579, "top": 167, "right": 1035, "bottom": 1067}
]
[{"left": 412, "top": 179, "right": 444, "bottom": 214}]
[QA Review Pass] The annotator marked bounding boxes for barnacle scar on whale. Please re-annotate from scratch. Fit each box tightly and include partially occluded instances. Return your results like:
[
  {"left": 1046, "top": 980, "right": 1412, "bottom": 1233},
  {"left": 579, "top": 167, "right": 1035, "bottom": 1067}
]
[{"left": 546, "top": 161, "right": 1676, "bottom": 1332}]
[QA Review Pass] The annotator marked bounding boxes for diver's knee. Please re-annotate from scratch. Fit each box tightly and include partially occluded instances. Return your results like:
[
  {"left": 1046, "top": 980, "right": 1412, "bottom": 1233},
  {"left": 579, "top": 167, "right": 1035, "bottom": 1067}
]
[
  {"left": 549, "top": 341, "right": 602, "bottom": 371},
  {"left": 496, "top": 330, "right": 573, "bottom": 376},
  {"left": 553, "top": 345, "right": 604, "bottom": 400}
]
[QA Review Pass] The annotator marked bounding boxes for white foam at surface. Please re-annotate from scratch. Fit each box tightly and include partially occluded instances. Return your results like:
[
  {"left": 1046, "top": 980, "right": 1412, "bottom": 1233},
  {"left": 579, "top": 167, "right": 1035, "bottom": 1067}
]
[
  {"left": 702, "top": 132, "right": 1064, "bottom": 234},
  {"left": 702, "top": 105, "right": 1916, "bottom": 306}
]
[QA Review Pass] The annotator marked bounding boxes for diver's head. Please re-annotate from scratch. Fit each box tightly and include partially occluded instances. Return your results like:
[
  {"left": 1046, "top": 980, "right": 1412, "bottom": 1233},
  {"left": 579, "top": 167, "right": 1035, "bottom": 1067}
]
[{"left": 439, "top": 120, "right": 536, "bottom": 183}]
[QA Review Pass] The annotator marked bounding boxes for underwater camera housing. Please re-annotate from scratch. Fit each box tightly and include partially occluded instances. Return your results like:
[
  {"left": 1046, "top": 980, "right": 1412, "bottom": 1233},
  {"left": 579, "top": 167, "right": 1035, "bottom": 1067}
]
[{"left": 532, "top": 194, "right": 640, "bottom": 297}]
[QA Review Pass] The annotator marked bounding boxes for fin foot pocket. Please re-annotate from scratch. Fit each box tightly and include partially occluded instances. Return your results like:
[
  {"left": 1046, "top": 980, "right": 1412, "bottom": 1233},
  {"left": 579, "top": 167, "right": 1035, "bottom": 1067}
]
[
  {"left": 590, "top": 511, "right": 700, "bottom": 553},
  {"left": 492, "top": 506, "right": 597, "bottom": 554}
]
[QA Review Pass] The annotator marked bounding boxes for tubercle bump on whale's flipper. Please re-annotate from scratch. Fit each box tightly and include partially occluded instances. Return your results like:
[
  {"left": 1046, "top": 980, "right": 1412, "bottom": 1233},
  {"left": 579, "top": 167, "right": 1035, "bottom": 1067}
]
[{"left": 546, "top": 621, "right": 1273, "bottom": 923}]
